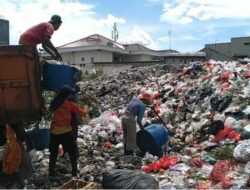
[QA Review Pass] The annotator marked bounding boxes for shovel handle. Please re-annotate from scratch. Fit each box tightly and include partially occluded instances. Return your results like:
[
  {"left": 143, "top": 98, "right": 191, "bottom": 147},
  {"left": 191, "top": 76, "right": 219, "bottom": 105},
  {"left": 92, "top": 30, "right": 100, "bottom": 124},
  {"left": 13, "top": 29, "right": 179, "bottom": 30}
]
[{"left": 150, "top": 107, "right": 173, "bottom": 136}]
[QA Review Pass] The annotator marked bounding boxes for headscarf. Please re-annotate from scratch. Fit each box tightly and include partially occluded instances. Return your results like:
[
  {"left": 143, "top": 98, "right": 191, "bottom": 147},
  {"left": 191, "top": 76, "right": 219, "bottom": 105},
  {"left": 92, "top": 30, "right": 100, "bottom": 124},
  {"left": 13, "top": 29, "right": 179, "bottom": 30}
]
[{"left": 49, "top": 85, "right": 75, "bottom": 112}]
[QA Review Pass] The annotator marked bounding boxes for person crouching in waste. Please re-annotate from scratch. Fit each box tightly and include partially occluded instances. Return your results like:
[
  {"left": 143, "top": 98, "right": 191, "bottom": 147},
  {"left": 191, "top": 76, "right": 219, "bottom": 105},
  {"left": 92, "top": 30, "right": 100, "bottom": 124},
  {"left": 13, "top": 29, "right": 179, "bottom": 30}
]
[
  {"left": 121, "top": 92, "right": 152, "bottom": 161},
  {"left": 48, "top": 85, "right": 88, "bottom": 178}
]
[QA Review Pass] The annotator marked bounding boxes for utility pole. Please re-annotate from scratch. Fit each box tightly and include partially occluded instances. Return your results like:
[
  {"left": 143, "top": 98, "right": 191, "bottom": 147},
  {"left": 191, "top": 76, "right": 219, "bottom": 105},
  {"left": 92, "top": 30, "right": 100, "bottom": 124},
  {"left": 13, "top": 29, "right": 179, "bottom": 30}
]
[
  {"left": 111, "top": 23, "right": 119, "bottom": 42},
  {"left": 169, "top": 30, "right": 172, "bottom": 50},
  {"left": 215, "top": 39, "right": 217, "bottom": 61}
]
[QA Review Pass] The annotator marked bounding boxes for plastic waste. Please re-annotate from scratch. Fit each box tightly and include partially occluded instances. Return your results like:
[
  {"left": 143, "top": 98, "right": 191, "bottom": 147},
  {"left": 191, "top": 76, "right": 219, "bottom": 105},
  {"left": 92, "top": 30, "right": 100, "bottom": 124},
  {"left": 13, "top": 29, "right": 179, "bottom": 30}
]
[
  {"left": 244, "top": 161, "right": 250, "bottom": 174},
  {"left": 210, "top": 160, "right": 235, "bottom": 182},
  {"left": 169, "top": 163, "right": 190, "bottom": 172},
  {"left": 233, "top": 140, "right": 250, "bottom": 162},
  {"left": 203, "top": 155, "right": 217, "bottom": 164},
  {"left": 102, "top": 169, "right": 159, "bottom": 189}
]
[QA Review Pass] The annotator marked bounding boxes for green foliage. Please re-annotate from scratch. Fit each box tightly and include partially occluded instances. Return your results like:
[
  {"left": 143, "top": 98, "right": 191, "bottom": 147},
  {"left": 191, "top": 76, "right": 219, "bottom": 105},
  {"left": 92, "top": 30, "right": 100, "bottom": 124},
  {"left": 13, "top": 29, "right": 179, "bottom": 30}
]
[
  {"left": 43, "top": 91, "right": 55, "bottom": 121},
  {"left": 208, "top": 144, "right": 236, "bottom": 160},
  {"left": 86, "top": 69, "right": 103, "bottom": 80}
]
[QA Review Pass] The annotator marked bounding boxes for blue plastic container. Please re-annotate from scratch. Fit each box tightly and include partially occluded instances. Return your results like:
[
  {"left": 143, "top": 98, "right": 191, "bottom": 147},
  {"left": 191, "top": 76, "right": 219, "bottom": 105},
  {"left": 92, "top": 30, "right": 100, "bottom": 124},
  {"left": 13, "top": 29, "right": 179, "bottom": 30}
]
[
  {"left": 27, "top": 127, "right": 50, "bottom": 150},
  {"left": 43, "top": 62, "right": 81, "bottom": 91},
  {"left": 137, "top": 124, "right": 169, "bottom": 157}
]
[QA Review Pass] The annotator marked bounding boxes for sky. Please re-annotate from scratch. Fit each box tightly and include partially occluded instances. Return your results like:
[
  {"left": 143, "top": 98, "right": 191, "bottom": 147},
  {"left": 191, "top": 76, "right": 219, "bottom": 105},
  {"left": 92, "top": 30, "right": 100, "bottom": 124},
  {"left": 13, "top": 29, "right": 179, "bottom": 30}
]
[{"left": 1, "top": 0, "right": 250, "bottom": 52}]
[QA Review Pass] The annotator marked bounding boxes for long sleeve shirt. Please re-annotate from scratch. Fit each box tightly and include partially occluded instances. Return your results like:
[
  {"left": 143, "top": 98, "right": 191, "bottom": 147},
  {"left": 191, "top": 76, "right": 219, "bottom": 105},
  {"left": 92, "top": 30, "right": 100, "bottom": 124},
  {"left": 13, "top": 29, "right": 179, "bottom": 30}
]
[
  {"left": 125, "top": 97, "right": 146, "bottom": 125},
  {"left": 51, "top": 100, "right": 86, "bottom": 134}
]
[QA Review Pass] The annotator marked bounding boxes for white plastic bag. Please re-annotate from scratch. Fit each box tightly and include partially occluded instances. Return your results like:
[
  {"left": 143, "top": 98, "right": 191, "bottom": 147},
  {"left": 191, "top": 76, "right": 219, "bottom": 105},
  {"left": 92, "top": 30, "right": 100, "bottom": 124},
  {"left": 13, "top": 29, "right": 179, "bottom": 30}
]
[
  {"left": 233, "top": 140, "right": 250, "bottom": 162},
  {"left": 244, "top": 161, "right": 250, "bottom": 174},
  {"left": 89, "top": 110, "right": 113, "bottom": 126}
]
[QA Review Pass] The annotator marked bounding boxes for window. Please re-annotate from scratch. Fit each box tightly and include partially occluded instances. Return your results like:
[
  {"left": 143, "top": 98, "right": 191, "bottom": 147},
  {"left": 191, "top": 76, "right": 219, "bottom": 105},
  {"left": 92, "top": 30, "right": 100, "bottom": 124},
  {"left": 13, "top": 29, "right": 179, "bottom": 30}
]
[
  {"left": 81, "top": 57, "right": 85, "bottom": 61},
  {"left": 173, "top": 59, "right": 175, "bottom": 62},
  {"left": 180, "top": 59, "right": 182, "bottom": 62}
]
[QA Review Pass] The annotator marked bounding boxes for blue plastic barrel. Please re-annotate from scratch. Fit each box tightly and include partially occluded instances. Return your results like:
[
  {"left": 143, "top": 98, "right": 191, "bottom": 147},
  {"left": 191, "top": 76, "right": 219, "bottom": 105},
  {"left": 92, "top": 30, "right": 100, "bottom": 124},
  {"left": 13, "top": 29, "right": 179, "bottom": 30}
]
[
  {"left": 43, "top": 62, "right": 81, "bottom": 91},
  {"left": 136, "top": 124, "right": 169, "bottom": 157}
]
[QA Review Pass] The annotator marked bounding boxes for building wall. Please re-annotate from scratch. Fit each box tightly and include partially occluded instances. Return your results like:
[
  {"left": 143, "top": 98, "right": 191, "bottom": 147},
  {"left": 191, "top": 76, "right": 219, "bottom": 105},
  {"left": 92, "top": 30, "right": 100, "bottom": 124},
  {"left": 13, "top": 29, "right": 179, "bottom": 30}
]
[
  {"left": 205, "top": 43, "right": 231, "bottom": 61},
  {"left": 205, "top": 47, "right": 232, "bottom": 61},
  {"left": 120, "top": 54, "right": 153, "bottom": 62},
  {"left": 165, "top": 57, "right": 205, "bottom": 65},
  {"left": 231, "top": 37, "right": 250, "bottom": 58},
  {"left": 204, "top": 37, "right": 250, "bottom": 61},
  {"left": 61, "top": 50, "right": 113, "bottom": 65},
  {"left": 0, "top": 19, "right": 9, "bottom": 45}
]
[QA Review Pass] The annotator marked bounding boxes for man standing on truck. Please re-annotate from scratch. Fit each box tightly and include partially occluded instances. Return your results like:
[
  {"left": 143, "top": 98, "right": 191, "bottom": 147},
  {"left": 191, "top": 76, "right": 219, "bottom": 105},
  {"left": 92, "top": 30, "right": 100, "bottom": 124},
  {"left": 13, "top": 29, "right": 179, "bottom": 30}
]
[{"left": 19, "top": 15, "right": 63, "bottom": 61}]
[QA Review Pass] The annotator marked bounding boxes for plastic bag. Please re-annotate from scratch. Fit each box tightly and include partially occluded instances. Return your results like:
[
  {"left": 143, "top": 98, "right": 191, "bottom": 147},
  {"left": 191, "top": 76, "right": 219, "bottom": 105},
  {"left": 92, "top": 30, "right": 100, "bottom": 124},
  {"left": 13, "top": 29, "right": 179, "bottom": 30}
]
[
  {"left": 221, "top": 176, "right": 234, "bottom": 189},
  {"left": 233, "top": 140, "right": 250, "bottom": 162},
  {"left": 244, "top": 106, "right": 250, "bottom": 115},
  {"left": 196, "top": 181, "right": 210, "bottom": 189},
  {"left": 2, "top": 125, "right": 22, "bottom": 174},
  {"left": 169, "top": 163, "right": 190, "bottom": 172},
  {"left": 210, "top": 160, "right": 235, "bottom": 182},
  {"left": 89, "top": 110, "right": 113, "bottom": 126},
  {"left": 19, "top": 144, "right": 34, "bottom": 180},
  {"left": 102, "top": 169, "right": 159, "bottom": 189},
  {"left": 159, "top": 155, "right": 178, "bottom": 169},
  {"left": 142, "top": 162, "right": 162, "bottom": 172},
  {"left": 103, "top": 142, "right": 112, "bottom": 148},
  {"left": 221, "top": 70, "right": 232, "bottom": 82},
  {"left": 244, "top": 161, "right": 250, "bottom": 174},
  {"left": 142, "top": 155, "right": 178, "bottom": 172},
  {"left": 188, "top": 157, "right": 205, "bottom": 168}
]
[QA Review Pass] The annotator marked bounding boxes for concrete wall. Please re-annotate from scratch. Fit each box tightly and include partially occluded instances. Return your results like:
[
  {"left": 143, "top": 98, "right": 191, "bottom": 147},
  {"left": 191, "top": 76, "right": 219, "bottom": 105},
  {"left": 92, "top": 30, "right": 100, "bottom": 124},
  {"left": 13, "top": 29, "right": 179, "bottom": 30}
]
[
  {"left": 205, "top": 43, "right": 231, "bottom": 61},
  {"left": 205, "top": 46, "right": 232, "bottom": 61},
  {"left": 120, "top": 54, "right": 153, "bottom": 62},
  {"left": 231, "top": 37, "right": 250, "bottom": 58},
  {"left": 206, "top": 43, "right": 231, "bottom": 58},
  {"left": 165, "top": 57, "right": 205, "bottom": 65},
  {"left": 61, "top": 50, "right": 113, "bottom": 65},
  {"left": 0, "top": 19, "right": 9, "bottom": 45},
  {"left": 204, "top": 37, "right": 250, "bottom": 61}
]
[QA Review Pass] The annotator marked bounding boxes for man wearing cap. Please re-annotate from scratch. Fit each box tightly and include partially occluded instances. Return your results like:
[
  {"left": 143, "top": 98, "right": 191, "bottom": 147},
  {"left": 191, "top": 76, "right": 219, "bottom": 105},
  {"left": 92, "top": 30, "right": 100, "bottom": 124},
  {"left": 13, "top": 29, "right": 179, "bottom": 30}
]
[
  {"left": 121, "top": 92, "right": 152, "bottom": 161},
  {"left": 19, "top": 15, "right": 63, "bottom": 61}
]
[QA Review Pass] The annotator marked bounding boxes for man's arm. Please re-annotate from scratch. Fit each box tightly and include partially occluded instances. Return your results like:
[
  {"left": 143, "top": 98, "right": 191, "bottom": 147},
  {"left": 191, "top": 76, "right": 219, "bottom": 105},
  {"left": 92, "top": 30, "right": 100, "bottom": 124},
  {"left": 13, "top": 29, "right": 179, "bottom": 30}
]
[
  {"left": 42, "top": 36, "right": 62, "bottom": 61},
  {"left": 137, "top": 104, "right": 146, "bottom": 130}
]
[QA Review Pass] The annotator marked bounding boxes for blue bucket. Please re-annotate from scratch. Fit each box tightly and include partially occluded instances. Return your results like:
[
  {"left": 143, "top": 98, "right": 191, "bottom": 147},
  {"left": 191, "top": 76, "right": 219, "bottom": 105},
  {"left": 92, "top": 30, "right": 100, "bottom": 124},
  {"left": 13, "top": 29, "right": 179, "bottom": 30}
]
[
  {"left": 43, "top": 62, "right": 82, "bottom": 91},
  {"left": 137, "top": 124, "right": 169, "bottom": 157},
  {"left": 27, "top": 127, "right": 50, "bottom": 150}
]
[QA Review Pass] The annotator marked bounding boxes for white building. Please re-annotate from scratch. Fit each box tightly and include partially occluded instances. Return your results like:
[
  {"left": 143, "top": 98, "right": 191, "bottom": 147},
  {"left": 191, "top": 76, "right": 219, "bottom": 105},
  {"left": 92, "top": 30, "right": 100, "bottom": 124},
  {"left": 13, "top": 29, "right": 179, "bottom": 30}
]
[{"left": 57, "top": 34, "right": 205, "bottom": 67}]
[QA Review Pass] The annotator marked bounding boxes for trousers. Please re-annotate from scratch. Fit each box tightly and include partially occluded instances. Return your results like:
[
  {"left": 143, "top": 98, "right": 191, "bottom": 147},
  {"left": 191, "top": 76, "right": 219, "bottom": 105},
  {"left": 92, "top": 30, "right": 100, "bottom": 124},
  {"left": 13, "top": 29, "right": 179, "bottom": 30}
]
[{"left": 49, "top": 132, "right": 78, "bottom": 176}]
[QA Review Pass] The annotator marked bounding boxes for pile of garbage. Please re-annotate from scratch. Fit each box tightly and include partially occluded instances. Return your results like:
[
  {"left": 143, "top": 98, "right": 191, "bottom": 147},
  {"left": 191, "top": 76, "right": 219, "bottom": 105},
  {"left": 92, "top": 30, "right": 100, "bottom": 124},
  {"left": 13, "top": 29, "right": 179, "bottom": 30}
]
[{"left": 1, "top": 59, "right": 250, "bottom": 189}]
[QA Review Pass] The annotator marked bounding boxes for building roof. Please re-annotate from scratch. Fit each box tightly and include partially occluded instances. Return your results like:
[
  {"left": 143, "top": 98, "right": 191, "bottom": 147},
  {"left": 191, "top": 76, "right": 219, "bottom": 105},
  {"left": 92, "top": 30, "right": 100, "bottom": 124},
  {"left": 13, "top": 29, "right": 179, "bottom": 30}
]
[
  {"left": 59, "top": 34, "right": 125, "bottom": 50},
  {"left": 57, "top": 33, "right": 203, "bottom": 57}
]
